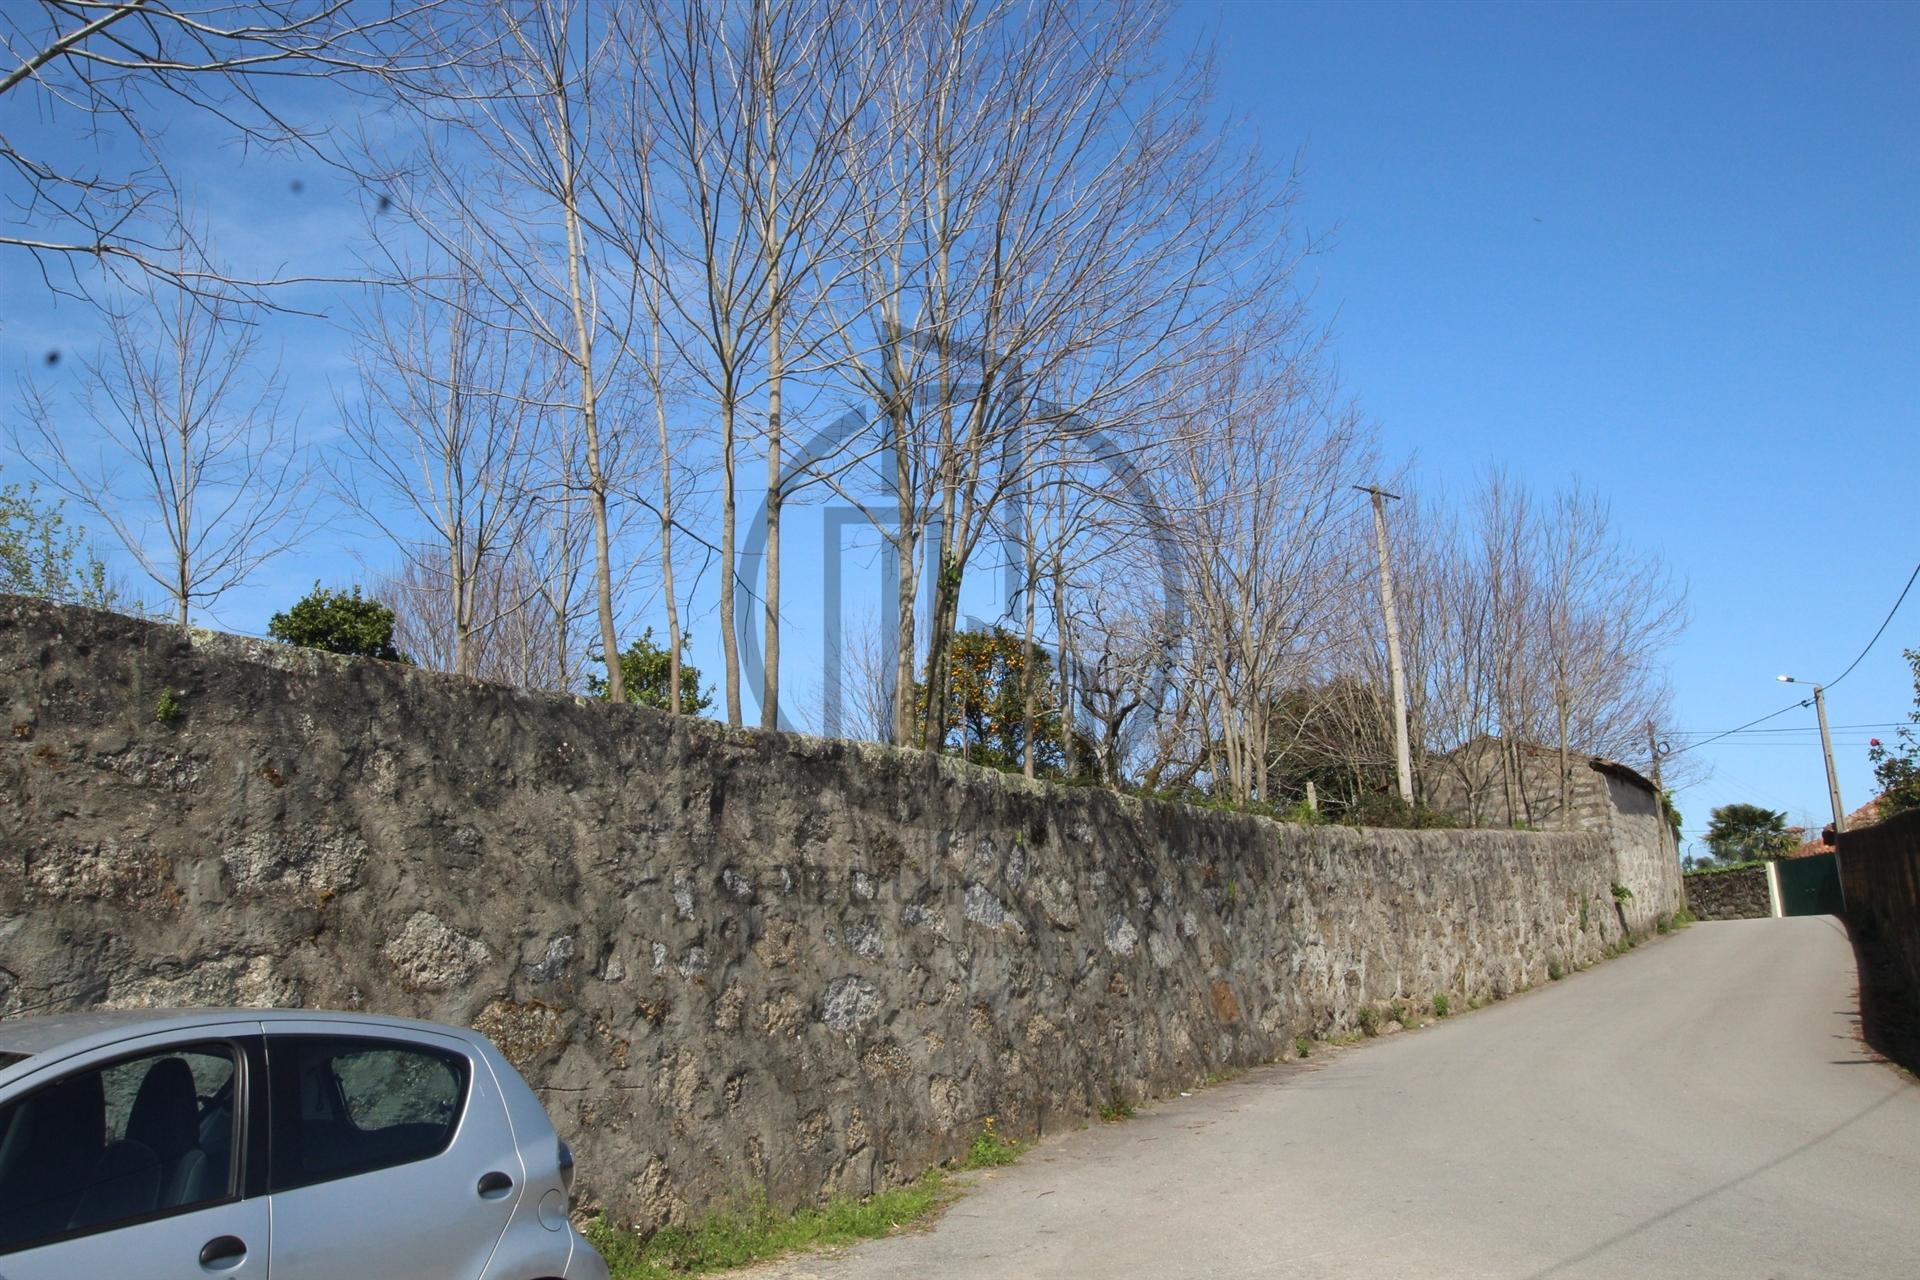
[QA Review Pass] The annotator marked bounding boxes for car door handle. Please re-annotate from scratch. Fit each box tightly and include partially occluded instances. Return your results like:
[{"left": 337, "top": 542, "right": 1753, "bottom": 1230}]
[
  {"left": 477, "top": 1170, "right": 515, "bottom": 1199},
  {"left": 199, "top": 1235, "right": 248, "bottom": 1270}
]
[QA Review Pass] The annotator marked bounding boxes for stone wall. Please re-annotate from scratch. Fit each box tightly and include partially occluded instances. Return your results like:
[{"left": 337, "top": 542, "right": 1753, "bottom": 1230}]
[
  {"left": 1599, "top": 770, "right": 1687, "bottom": 933},
  {"left": 1422, "top": 745, "right": 1684, "bottom": 930},
  {"left": 1837, "top": 809, "right": 1920, "bottom": 1026},
  {"left": 1424, "top": 738, "right": 1615, "bottom": 833},
  {"left": 3, "top": 598, "right": 1656, "bottom": 1229},
  {"left": 1683, "top": 865, "right": 1771, "bottom": 920}
]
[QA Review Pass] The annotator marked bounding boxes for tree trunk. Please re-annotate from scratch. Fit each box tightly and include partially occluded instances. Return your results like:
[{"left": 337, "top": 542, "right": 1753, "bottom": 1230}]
[
  {"left": 719, "top": 394, "right": 742, "bottom": 725},
  {"left": 1557, "top": 687, "right": 1571, "bottom": 831},
  {"left": 758, "top": 6, "right": 783, "bottom": 732},
  {"left": 1021, "top": 523, "right": 1039, "bottom": 779},
  {"left": 556, "top": 126, "right": 622, "bottom": 704},
  {"left": 652, "top": 322, "right": 682, "bottom": 713}
]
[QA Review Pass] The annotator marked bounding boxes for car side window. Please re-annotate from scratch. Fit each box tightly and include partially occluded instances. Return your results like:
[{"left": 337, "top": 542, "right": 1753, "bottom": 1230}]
[
  {"left": 0, "top": 1043, "right": 239, "bottom": 1255},
  {"left": 267, "top": 1037, "right": 468, "bottom": 1192}
]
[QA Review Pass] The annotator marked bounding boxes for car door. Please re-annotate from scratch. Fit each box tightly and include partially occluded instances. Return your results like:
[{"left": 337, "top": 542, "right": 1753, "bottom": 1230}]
[
  {"left": 263, "top": 1023, "right": 523, "bottom": 1280},
  {"left": 0, "top": 1028, "right": 270, "bottom": 1280}
]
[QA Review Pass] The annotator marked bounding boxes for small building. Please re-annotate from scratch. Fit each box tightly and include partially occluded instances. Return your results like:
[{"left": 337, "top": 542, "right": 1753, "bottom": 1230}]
[{"left": 1425, "top": 737, "right": 1683, "bottom": 933}]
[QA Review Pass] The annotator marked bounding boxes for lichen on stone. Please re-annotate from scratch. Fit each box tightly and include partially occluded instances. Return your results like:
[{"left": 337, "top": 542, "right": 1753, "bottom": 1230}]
[
  {"left": 382, "top": 911, "right": 490, "bottom": 990},
  {"left": 821, "top": 976, "right": 882, "bottom": 1032}
]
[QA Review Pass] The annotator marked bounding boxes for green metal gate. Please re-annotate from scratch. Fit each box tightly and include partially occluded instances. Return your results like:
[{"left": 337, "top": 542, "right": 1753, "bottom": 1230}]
[{"left": 1775, "top": 853, "right": 1845, "bottom": 917}]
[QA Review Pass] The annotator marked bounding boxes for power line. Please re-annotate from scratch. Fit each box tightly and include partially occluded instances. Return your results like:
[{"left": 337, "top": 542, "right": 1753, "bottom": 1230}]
[
  {"left": 1825, "top": 560, "right": 1920, "bottom": 690},
  {"left": 1702, "top": 740, "right": 1884, "bottom": 749},
  {"left": 1667, "top": 721, "right": 1906, "bottom": 736},
  {"left": 1667, "top": 559, "right": 1918, "bottom": 760},
  {"left": 1665, "top": 698, "right": 1810, "bottom": 758}
]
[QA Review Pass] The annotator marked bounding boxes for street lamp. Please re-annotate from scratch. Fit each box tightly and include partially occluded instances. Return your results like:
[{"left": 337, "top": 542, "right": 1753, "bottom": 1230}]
[{"left": 1778, "top": 675, "right": 1848, "bottom": 836}]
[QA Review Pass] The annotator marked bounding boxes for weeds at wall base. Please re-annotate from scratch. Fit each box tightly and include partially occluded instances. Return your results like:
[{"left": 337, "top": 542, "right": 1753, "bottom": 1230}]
[
  {"left": 958, "top": 1119, "right": 1020, "bottom": 1169},
  {"left": 585, "top": 1172, "right": 946, "bottom": 1280}
]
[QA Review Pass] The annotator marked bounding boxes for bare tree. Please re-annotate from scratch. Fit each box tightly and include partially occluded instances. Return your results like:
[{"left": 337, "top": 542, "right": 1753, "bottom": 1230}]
[
  {"left": 13, "top": 278, "right": 303, "bottom": 625},
  {"left": 811, "top": 0, "right": 1291, "bottom": 756},
  {"left": 384, "top": 0, "right": 635, "bottom": 699},
  {"left": 1161, "top": 329, "right": 1375, "bottom": 805},
  {"left": 337, "top": 258, "right": 550, "bottom": 676},
  {"left": 381, "top": 543, "right": 574, "bottom": 689},
  {"left": 0, "top": 0, "right": 457, "bottom": 300},
  {"left": 604, "top": 0, "right": 872, "bottom": 728},
  {"left": 1380, "top": 473, "right": 1686, "bottom": 827},
  {"left": 608, "top": 0, "right": 761, "bottom": 725}
]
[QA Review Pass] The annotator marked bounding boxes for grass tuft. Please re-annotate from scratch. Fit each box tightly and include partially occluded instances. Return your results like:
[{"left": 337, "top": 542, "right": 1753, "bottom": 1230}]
[
  {"left": 586, "top": 1173, "right": 945, "bottom": 1280},
  {"left": 959, "top": 1117, "right": 1020, "bottom": 1169}
]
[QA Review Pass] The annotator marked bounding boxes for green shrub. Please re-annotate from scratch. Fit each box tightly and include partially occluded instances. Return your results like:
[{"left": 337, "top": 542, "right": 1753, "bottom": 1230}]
[
  {"left": 1, "top": 475, "right": 121, "bottom": 610},
  {"left": 1281, "top": 799, "right": 1327, "bottom": 826},
  {"left": 1431, "top": 994, "right": 1450, "bottom": 1018},
  {"left": 588, "top": 628, "right": 714, "bottom": 714},
  {"left": 1610, "top": 882, "right": 1634, "bottom": 903},
  {"left": 1340, "top": 793, "right": 1458, "bottom": 830},
  {"left": 153, "top": 689, "right": 180, "bottom": 722},
  {"left": 268, "top": 583, "right": 407, "bottom": 661},
  {"left": 1355, "top": 1006, "right": 1380, "bottom": 1037},
  {"left": 1295, "top": 1036, "right": 1311, "bottom": 1058}
]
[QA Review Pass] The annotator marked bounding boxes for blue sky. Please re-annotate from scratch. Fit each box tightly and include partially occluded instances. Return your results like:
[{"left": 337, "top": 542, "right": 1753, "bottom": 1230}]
[
  {"left": 1173, "top": 0, "right": 1919, "bottom": 849},
  {"left": 3, "top": 0, "right": 1916, "bottom": 855}
]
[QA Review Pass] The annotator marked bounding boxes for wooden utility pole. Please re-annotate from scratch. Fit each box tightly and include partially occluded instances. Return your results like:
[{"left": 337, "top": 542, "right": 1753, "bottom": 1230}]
[
  {"left": 1356, "top": 485, "right": 1414, "bottom": 804},
  {"left": 1646, "top": 719, "right": 1662, "bottom": 792},
  {"left": 1811, "top": 684, "right": 1848, "bottom": 835},
  {"left": 1778, "top": 676, "right": 1847, "bottom": 835}
]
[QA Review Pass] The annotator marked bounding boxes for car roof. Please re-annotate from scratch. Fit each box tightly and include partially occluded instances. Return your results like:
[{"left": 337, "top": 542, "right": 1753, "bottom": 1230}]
[{"left": 0, "top": 1008, "right": 480, "bottom": 1063}]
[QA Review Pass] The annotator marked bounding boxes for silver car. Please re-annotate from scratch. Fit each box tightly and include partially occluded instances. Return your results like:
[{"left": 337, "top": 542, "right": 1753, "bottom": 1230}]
[{"left": 0, "top": 1008, "right": 609, "bottom": 1279}]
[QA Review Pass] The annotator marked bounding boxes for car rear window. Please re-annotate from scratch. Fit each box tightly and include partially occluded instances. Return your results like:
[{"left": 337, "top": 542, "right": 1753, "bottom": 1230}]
[
  {"left": 266, "top": 1036, "right": 469, "bottom": 1192},
  {"left": 0, "top": 1053, "right": 27, "bottom": 1070}
]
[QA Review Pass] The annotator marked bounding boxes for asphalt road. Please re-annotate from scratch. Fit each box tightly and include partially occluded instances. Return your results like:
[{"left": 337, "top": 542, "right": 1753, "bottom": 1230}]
[{"left": 759, "top": 917, "right": 1920, "bottom": 1279}]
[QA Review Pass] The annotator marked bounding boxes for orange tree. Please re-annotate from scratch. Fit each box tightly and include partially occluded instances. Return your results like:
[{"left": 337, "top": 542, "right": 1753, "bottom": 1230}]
[{"left": 914, "top": 627, "right": 1089, "bottom": 777}]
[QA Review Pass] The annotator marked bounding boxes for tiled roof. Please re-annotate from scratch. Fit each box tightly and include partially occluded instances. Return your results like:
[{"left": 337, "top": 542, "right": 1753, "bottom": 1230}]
[{"left": 1790, "top": 798, "right": 1887, "bottom": 855}]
